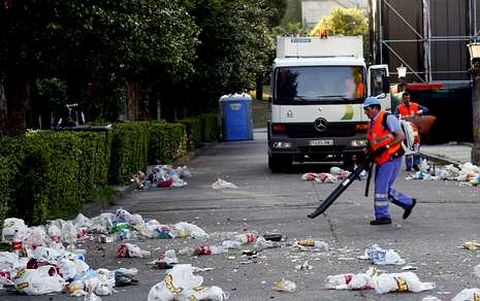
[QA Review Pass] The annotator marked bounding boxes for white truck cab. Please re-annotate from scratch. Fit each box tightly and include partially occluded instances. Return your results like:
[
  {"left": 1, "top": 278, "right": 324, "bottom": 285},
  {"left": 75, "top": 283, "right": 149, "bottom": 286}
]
[{"left": 268, "top": 36, "right": 390, "bottom": 172}]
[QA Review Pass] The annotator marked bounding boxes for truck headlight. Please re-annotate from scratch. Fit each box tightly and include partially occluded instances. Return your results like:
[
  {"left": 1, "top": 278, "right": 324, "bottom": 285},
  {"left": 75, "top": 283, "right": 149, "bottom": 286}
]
[
  {"left": 351, "top": 140, "right": 368, "bottom": 147},
  {"left": 272, "top": 142, "right": 292, "bottom": 149}
]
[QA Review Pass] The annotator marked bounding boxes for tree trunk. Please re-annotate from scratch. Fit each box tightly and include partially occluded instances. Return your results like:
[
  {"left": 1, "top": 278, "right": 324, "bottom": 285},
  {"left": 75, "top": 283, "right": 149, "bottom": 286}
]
[
  {"left": 127, "top": 82, "right": 141, "bottom": 120},
  {"left": 5, "top": 76, "right": 30, "bottom": 136}
]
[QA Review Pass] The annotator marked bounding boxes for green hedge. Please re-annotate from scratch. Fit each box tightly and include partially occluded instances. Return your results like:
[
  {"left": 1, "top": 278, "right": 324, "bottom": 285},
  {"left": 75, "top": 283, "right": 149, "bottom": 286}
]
[
  {"left": 177, "top": 117, "right": 202, "bottom": 151},
  {"left": 108, "top": 122, "right": 151, "bottom": 184},
  {"left": 0, "top": 156, "right": 15, "bottom": 227},
  {"left": 148, "top": 122, "right": 187, "bottom": 164},
  {"left": 0, "top": 115, "right": 218, "bottom": 225},
  {"left": 199, "top": 113, "right": 219, "bottom": 142},
  {"left": 0, "top": 131, "right": 112, "bottom": 225}
]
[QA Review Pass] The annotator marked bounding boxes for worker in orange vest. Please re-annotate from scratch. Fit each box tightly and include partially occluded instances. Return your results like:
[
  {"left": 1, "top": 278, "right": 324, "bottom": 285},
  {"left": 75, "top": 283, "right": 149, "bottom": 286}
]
[
  {"left": 394, "top": 91, "right": 429, "bottom": 171},
  {"left": 363, "top": 97, "right": 416, "bottom": 225}
]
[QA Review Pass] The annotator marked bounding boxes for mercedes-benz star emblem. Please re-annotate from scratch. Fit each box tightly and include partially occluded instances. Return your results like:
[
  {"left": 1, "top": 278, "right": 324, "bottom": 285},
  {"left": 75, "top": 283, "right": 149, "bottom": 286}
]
[{"left": 314, "top": 117, "right": 328, "bottom": 132}]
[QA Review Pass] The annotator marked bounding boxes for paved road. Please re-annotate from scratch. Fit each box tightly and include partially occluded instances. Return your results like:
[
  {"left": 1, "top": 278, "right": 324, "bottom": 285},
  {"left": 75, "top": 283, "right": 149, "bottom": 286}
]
[{"left": 3, "top": 131, "right": 480, "bottom": 301}]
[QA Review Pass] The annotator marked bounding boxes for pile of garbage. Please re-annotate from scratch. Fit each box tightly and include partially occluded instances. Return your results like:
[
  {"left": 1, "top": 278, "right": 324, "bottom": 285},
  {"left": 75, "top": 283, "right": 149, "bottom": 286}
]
[
  {"left": 0, "top": 212, "right": 143, "bottom": 298},
  {"left": 131, "top": 165, "right": 192, "bottom": 189},
  {"left": 407, "top": 160, "right": 480, "bottom": 185},
  {"left": 301, "top": 167, "right": 365, "bottom": 183},
  {"left": 0, "top": 207, "right": 228, "bottom": 299}
]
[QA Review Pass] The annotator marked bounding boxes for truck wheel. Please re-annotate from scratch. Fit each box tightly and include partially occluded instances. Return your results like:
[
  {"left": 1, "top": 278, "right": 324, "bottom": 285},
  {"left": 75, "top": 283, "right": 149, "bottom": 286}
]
[{"left": 268, "top": 155, "right": 292, "bottom": 173}]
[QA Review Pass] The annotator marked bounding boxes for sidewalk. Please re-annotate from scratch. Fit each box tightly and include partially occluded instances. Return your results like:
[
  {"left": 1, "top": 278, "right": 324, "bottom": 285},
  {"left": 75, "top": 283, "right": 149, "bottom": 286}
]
[{"left": 420, "top": 143, "right": 473, "bottom": 165}]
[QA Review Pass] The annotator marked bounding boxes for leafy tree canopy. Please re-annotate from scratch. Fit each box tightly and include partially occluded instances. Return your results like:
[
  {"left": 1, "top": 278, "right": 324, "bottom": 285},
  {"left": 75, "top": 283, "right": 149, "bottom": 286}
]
[{"left": 310, "top": 7, "right": 367, "bottom": 36}]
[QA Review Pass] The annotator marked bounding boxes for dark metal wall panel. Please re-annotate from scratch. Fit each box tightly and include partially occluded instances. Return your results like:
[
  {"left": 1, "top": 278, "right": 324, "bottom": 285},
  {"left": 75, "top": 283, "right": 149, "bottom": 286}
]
[{"left": 430, "top": 0, "right": 470, "bottom": 81}]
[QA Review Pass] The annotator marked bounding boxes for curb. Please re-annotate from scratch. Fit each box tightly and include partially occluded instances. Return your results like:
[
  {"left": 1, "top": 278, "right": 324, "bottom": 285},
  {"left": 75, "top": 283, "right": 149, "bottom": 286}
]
[{"left": 420, "top": 152, "right": 463, "bottom": 167}]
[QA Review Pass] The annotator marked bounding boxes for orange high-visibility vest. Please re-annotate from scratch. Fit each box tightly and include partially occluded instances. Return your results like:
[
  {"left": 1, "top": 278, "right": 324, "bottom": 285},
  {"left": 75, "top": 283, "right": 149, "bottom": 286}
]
[
  {"left": 397, "top": 102, "right": 420, "bottom": 117},
  {"left": 368, "top": 111, "right": 402, "bottom": 165}
]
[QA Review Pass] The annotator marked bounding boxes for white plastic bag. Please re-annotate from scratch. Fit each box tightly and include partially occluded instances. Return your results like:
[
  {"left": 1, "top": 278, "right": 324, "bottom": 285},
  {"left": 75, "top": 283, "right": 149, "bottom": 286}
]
[
  {"left": 14, "top": 265, "right": 65, "bottom": 295},
  {"left": 452, "top": 288, "right": 480, "bottom": 301},
  {"left": 273, "top": 279, "right": 297, "bottom": 292},
  {"left": 174, "top": 222, "right": 209, "bottom": 240},
  {"left": 211, "top": 178, "right": 238, "bottom": 189},
  {"left": 147, "top": 264, "right": 204, "bottom": 301},
  {"left": 2, "top": 218, "right": 28, "bottom": 242},
  {"left": 359, "top": 244, "right": 405, "bottom": 265},
  {"left": 95, "top": 268, "right": 115, "bottom": 296},
  {"left": 182, "top": 286, "right": 229, "bottom": 301},
  {"left": 374, "top": 272, "right": 435, "bottom": 294}
]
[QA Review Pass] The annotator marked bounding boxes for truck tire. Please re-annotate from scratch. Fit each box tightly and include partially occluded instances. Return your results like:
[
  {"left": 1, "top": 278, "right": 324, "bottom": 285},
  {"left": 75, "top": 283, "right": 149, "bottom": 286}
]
[{"left": 268, "top": 154, "right": 292, "bottom": 173}]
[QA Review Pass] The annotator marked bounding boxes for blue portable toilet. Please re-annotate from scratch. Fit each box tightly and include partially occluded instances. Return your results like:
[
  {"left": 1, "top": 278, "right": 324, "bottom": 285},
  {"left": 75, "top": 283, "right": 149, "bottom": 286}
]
[{"left": 219, "top": 93, "right": 253, "bottom": 141}]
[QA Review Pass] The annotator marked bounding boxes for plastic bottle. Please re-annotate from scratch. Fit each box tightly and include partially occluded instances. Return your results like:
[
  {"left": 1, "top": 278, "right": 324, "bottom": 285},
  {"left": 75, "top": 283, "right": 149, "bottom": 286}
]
[
  {"left": 11, "top": 230, "right": 23, "bottom": 256},
  {"left": 297, "top": 240, "right": 329, "bottom": 251},
  {"left": 234, "top": 233, "right": 257, "bottom": 244},
  {"left": 324, "top": 273, "right": 355, "bottom": 289}
]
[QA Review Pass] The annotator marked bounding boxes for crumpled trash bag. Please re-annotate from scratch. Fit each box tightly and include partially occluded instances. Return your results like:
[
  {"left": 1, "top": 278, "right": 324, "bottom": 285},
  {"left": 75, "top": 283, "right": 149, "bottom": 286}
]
[
  {"left": 72, "top": 213, "right": 93, "bottom": 229},
  {"left": 30, "top": 246, "right": 63, "bottom": 263},
  {"left": 451, "top": 288, "right": 480, "bottom": 301},
  {"left": 211, "top": 178, "right": 238, "bottom": 189},
  {"left": 148, "top": 264, "right": 229, "bottom": 301},
  {"left": 95, "top": 268, "right": 116, "bottom": 296},
  {"left": 90, "top": 213, "right": 115, "bottom": 233},
  {"left": 301, "top": 172, "right": 339, "bottom": 183},
  {"left": 147, "top": 264, "right": 203, "bottom": 301},
  {"left": 116, "top": 242, "right": 150, "bottom": 258},
  {"left": 272, "top": 279, "right": 297, "bottom": 292},
  {"left": 114, "top": 208, "right": 132, "bottom": 224},
  {"left": 114, "top": 268, "right": 138, "bottom": 286},
  {"left": 13, "top": 265, "right": 65, "bottom": 295},
  {"left": 463, "top": 240, "right": 480, "bottom": 250},
  {"left": 358, "top": 244, "right": 405, "bottom": 265},
  {"left": 58, "top": 258, "right": 90, "bottom": 281},
  {"left": 325, "top": 267, "right": 377, "bottom": 290},
  {"left": 23, "top": 226, "right": 47, "bottom": 250},
  {"left": 2, "top": 218, "right": 28, "bottom": 242},
  {"left": 374, "top": 272, "right": 435, "bottom": 294},
  {"left": 173, "top": 222, "right": 209, "bottom": 240}
]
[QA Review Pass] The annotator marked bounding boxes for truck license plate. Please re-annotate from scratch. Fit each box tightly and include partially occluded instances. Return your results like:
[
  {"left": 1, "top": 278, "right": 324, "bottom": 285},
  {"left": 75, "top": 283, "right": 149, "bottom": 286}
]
[{"left": 309, "top": 139, "right": 333, "bottom": 146}]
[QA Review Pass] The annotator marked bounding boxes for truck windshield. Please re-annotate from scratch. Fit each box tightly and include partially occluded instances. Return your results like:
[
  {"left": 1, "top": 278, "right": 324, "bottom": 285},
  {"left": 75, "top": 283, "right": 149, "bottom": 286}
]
[{"left": 274, "top": 66, "right": 365, "bottom": 104}]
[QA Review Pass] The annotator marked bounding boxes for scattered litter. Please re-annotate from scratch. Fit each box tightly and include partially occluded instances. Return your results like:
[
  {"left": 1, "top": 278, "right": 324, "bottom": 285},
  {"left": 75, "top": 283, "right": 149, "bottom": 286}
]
[
  {"left": 374, "top": 272, "right": 435, "bottom": 294},
  {"left": 13, "top": 265, "right": 65, "bottom": 295},
  {"left": 116, "top": 242, "right": 150, "bottom": 258},
  {"left": 273, "top": 279, "right": 297, "bottom": 292},
  {"left": 131, "top": 165, "right": 191, "bottom": 190},
  {"left": 421, "top": 295, "right": 442, "bottom": 301},
  {"left": 452, "top": 288, "right": 480, "bottom": 301},
  {"left": 405, "top": 160, "right": 480, "bottom": 185},
  {"left": 294, "top": 240, "right": 329, "bottom": 252},
  {"left": 211, "top": 178, "right": 238, "bottom": 189},
  {"left": 401, "top": 265, "right": 418, "bottom": 271},
  {"left": 147, "top": 264, "right": 228, "bottom": 301},
  {"left": 324, "top": 267, "right": 377, "bottom": 290},
  {"left": 295, "top": 261, "right": 313, "bottom": 271},
  {"left": 358, "top": 244, "right": 405, "bottom": 265},
  {"left": 464, "top": 241, "right": 480, "bottom": 250}
]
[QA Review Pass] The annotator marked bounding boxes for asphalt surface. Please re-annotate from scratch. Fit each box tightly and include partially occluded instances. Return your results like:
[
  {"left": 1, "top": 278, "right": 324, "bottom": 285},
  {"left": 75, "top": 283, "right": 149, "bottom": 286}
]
[{"left": 2, "top": 131, "right": 480, "bottom": 301}]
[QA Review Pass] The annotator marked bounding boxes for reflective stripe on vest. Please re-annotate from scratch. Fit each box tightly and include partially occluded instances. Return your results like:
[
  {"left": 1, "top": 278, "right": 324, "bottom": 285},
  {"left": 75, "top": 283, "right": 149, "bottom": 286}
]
[{"left": 368, "top": 111, "right": 402, "bottom": 165}]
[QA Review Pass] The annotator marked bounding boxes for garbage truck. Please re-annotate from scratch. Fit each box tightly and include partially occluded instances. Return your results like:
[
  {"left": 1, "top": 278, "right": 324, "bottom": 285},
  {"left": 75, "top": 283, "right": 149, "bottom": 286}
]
[{"left": 267, "top": 35, "right": 391, "bottom": 172}]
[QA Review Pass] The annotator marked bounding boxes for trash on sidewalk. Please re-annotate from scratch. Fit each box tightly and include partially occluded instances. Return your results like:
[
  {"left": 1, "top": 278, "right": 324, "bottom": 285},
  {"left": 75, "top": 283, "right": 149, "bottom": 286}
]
[
  {"left": 374, "top": 272, "right": 435, "bottom": 294},
  {"left": 273, "top": 278, "right": 297, "bottom": 292},
  {"left": 463, "top": 240, "right": 480, "bottom": 250},
  {"left": 358, "top": 244, "right": 405, "bottom": 265},
  {"left": 13, "top": 265, "right": 65, "bottom": 295},
  {"left": 451, "top": 288, "right": 480, "bottom": 301},
  {"left": 324, "top": 267, "right": 377, "bottom": 290},
  {"left": 211, "top": 178, "right": 238, "bottom": 189},
  {"left": 131, "top": 165, "right": 191, "bottom": 190},
  {"left": 294, "top": 240, "right": 329, "bottom": 252},
  {"left": 406, "top": 160, "right": 480, "bottom": 185},
  {"left": 116, "top": 242, "right": 151, "bottom": 258},
  {"left": 147, "top": 264, "right": 228, "bottom": 301}
]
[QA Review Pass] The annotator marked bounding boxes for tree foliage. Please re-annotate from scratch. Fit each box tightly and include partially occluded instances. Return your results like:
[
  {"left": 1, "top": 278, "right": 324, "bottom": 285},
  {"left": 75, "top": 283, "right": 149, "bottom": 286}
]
[
  {"left": 0, "top": 0, "right": 275, "bottom": 133},
  {"left": 310, "top": 7, "right": 367, "bottom": 37}
]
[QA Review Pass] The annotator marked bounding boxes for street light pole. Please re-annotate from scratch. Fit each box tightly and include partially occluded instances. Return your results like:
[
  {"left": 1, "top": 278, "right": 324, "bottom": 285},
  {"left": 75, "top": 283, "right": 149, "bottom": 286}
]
[{"left": 467, "top": 42, "right": 480, "bottom": 165}]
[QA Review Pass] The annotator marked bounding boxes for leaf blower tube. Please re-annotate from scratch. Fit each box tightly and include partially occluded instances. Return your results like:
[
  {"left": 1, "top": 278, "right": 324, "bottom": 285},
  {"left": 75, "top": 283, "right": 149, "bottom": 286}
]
[{"left": 307, "top": 154, "right": 373, "bottom": 219}]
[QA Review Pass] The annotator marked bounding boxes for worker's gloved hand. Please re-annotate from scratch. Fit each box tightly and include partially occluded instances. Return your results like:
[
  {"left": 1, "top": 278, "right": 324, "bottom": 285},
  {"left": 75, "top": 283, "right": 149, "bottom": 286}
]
[
  {"left": 371, "top": 145, "right": 388, "bottom": 158},
  {"left": 416, "top": 110, "right": 423, "bottom": 115}
]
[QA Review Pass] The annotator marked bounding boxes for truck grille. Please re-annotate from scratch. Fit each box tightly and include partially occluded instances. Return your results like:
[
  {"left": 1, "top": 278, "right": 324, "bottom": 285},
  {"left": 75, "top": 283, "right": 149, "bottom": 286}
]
[{"left": 286, "top": 122, "right": 357, "bottom": 138}]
